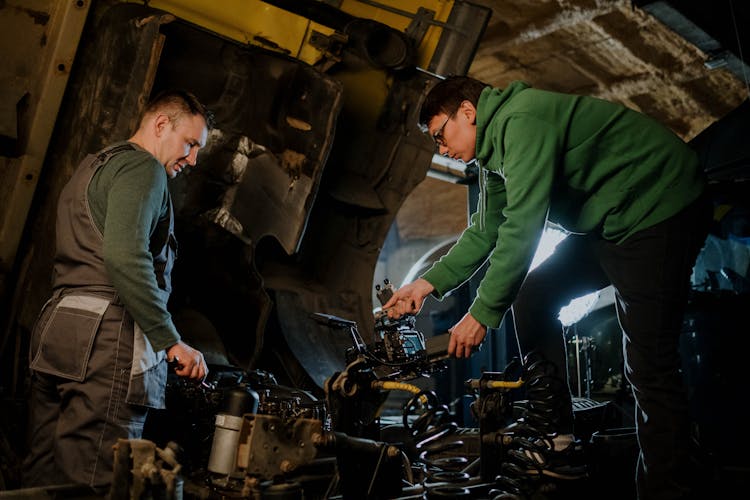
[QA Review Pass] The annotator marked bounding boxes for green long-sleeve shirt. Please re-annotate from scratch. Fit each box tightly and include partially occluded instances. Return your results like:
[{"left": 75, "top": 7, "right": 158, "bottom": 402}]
[
  {"left": 87, "top": 141, "right": 180, "bottom": 351},
  {"left": 421, "top": 81, "right": 706, "bottom": 328}
]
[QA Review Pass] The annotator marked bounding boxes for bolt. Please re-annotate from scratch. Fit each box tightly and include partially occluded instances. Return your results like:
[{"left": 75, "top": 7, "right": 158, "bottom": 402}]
[{"left": 280, "top": 460, "right": 295, "bottom": 473}]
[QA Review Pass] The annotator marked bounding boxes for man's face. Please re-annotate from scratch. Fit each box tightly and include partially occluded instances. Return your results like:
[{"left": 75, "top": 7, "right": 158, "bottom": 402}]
[
  {"left": 158, "top": 113, "right": 208, "bottom": 178},
  {"left": 428, "top": 100, "right": 477, "bottom": 163}
]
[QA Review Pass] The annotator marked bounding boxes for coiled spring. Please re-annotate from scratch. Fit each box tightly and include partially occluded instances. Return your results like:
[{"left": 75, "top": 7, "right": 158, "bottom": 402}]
[{"left": 402, "top": 389, "right": 475, "bottom": 498}]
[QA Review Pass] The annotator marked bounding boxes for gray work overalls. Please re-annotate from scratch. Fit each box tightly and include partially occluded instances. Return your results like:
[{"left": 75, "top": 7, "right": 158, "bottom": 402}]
[{"left": 23, "top": 142, "right": 176, "bottom": 492}]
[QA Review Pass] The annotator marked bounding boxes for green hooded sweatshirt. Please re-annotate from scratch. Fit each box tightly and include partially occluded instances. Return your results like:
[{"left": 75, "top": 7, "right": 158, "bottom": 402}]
[{"left": 421, "top": 81, "right": 706, "bottom": 328}]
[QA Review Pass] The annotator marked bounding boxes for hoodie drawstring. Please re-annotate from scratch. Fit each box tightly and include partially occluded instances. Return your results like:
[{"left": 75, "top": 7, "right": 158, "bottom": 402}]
[{"left": 478, "top": 162, "right": 487, "bottom": 232}]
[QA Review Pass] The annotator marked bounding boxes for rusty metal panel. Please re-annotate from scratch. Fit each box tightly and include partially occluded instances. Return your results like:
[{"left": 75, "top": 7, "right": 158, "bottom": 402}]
[
  {"left": 0, "top": 0, "right": 91, "bottom": 280},
  {"left": 152, "top": 17, "right": 343, "bottom": 255}
]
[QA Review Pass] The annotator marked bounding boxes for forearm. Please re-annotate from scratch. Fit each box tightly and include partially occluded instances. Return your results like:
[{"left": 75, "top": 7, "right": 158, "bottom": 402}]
[{"left": 421, "top": 173, "right": 508, "bottom": 297}]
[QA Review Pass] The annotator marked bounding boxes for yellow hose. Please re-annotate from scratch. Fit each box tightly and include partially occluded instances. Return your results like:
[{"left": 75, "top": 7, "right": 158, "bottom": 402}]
[
  {"left": 372, "top": 381, "right": 429, "bottom": 405},
  {"left": 465, "top": 378, "right": 525, "bottom": 390},
  {"left": 486, "top": 379, "right": 524, "bottom": 389}
]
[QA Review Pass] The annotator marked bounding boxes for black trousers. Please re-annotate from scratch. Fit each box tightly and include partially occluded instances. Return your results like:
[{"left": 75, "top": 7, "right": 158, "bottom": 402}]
[{"left": 512, "top": 193, "right": 712, "bottom": 500}]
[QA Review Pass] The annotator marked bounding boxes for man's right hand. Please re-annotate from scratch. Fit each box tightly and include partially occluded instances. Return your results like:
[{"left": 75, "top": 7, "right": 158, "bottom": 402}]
[
  {"left": 382, "top": 278, "right": 435, "bottom": 319},
  {"left": 166, "top": 341, "right": 208, "bottom": 381}
]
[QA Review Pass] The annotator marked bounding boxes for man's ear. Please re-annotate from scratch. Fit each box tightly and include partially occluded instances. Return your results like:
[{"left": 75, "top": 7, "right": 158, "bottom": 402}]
[
  {"left": 459, "top": 100, "right": 477, "bottom": 125},
  {"left": 153, "top": 113, "right": 170, "bottom": 137}
]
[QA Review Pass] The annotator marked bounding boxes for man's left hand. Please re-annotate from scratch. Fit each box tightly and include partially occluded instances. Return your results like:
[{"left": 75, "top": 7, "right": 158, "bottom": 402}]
[{"left": 448, "top": 313, "right": 487, "bottom": 358}]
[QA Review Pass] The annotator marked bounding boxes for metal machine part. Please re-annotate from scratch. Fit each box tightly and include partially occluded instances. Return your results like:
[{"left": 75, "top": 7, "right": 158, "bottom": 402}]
[
  {"left": 207, "top": 413, "right": 245, "bottom": 477},
  {"left": 144, "top": 298, "right": 627, "bottom": 499},
  {"left": 208, "top": 386, "right": 260, "bottom": 476},
  {"left": 236, "top": 414, "right": 323, "bottom": 479},
  {"left": 465, "top": 365, "right": 525, "bottom": 483},
  {"left": 110, "top": 439, "right": 184, "bottom": 500},
  {"left": 314, "top": 286, "right": 487, "bottom": 498},
  {"left": 312, "top": 280, "right": 449, "bottom": 385},
  {"left": 314, "top": 431, "right": 404, "bottom": 499},
  {"left": 373, "top": 299, "right": 425, "bottom": 365}
]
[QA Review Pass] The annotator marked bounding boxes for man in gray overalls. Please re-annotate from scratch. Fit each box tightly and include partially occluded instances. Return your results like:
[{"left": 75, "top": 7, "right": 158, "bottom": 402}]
[{"left": 23, "top": 90, "right": 212, "bottom": 493}]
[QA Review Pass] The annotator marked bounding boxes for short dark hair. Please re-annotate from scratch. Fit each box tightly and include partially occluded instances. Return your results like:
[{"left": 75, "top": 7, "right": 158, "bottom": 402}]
[
  {"left": 418, "top": 76, "right": 488, "bottom": 130},
  {"left": 144, "top": 89, "right": 215, "bottom": 130}
]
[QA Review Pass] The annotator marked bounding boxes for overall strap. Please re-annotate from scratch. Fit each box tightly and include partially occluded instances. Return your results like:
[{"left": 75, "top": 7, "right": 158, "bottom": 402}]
[{"left": 94, "top": 143, "right": 136, "bottom": 166}]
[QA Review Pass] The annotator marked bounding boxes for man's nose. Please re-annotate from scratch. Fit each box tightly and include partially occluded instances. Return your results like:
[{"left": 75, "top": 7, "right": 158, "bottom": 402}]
[
  {"left": 438, "top": 144, "right": 449, "bottom": 156},
  {"left": 186, "top": 146, "right": 199, "bottom": 166}
]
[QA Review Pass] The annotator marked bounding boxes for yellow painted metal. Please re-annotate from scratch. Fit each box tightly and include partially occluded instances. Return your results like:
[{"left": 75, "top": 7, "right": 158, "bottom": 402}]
[
  {"left": 128, "top": 0, "right": 458, "bottom": 140},
  {"left": 338, "top": 0, "right": 454, "bottom": 68},
  {"left": 129, "top": 0, "right": 454, "bottom": 68},
  {"left": 131, "top": 0, "right": 336, "bottom": 64}
]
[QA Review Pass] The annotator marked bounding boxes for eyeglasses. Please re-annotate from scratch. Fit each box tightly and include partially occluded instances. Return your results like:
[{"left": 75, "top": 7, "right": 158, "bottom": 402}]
[{"left": 432, "top": 113, "right": 454, "bottom": 148}]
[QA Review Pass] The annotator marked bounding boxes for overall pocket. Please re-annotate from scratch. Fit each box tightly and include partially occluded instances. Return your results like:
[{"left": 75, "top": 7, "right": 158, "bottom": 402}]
[
  {"left": 29, "top": 294, "right": 110, "bottom": 381},
  {"left": 126, "top": 323, "right": 167, "bottom": 409}
]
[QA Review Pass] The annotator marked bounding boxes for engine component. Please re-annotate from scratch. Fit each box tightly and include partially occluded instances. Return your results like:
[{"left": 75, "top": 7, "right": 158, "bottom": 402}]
[
  {"left": 110, "top": 438, "right": 183, "bottom": 500},
  {"left": 465, "top": 361, "right": 524, "bottom": 483},
  {"left": 316, "top": 282, "right": 486, "bottom": 498},
  {"left": 314, "top": 431, "right": 404, "bottom": 499},
  {"left": 208, "top": 386, "right": 260, "bottom": 477},
  {"left": 311, "top": 292, "right": 448, "bottom": 384},
  {"left": 235, "top": 414, "right": 322, "bottom": 479},
  {"left": 371, "top": 279, "right": 447, "bottom": 378}
]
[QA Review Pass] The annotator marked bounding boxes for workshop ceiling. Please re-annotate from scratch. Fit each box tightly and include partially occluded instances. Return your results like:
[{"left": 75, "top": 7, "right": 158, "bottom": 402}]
[
  {"left": 466, "top": 0, "right": 748, "bottom": 140},
  {"left": 396, "top": 0, "right": 750, "bottom": 241}
]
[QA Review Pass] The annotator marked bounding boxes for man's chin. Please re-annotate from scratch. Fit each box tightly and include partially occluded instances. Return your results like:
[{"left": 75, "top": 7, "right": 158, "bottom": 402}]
[{"left": 169, "top": 164, "right": 183, "bottom": 178}]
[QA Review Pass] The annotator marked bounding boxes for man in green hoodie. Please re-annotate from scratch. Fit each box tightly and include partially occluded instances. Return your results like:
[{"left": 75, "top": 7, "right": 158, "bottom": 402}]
[{"left": 384, "top": 76, "right": 710, "bottom": 500}]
